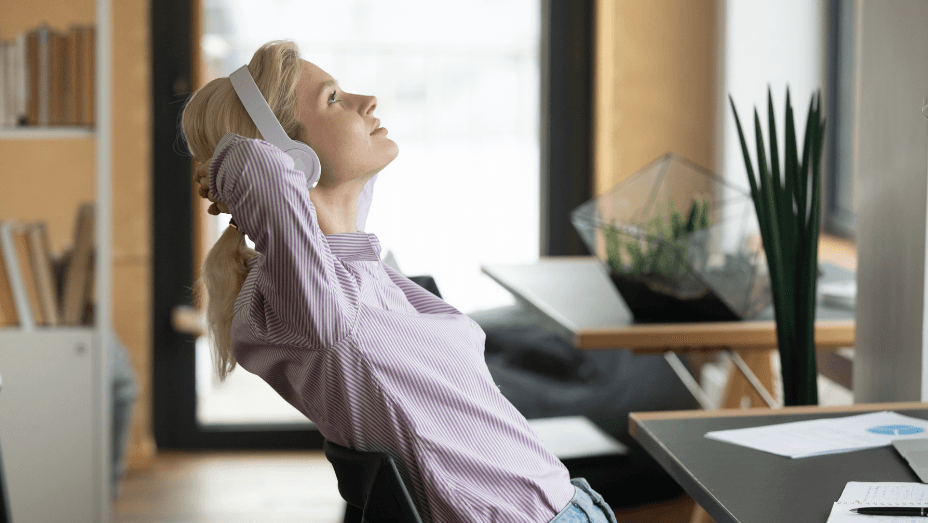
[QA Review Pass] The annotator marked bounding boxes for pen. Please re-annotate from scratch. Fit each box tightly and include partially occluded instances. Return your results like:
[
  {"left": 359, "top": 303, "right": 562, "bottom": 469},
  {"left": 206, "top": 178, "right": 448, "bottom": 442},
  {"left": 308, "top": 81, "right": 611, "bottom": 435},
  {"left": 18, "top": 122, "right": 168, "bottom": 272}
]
[{"left": 849, "top": 507, "right": 928, "bottom": 516}]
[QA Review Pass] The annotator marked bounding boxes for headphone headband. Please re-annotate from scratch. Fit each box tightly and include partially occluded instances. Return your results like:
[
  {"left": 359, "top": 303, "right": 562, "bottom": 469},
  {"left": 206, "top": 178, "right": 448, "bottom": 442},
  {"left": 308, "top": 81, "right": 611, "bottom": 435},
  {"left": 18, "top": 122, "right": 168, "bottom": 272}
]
[
  {"left": 229, "top": 64, "right": 321, "bottom": 190},
  {"left": 229, "top": 65, "right": 293, "bottom": 146}
]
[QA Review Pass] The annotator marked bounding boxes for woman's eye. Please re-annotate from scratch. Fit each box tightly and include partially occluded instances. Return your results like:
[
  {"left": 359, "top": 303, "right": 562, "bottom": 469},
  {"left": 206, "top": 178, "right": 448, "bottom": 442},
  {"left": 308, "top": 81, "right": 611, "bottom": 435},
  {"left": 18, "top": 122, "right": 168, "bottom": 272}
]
[{"left": 329, "top": 90, "right": 339, "bottom": 104}]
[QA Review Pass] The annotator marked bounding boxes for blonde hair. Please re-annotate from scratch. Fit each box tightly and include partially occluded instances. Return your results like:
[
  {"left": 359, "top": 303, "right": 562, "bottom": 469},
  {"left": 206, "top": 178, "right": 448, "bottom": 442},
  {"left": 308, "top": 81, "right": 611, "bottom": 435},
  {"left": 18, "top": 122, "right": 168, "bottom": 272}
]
[{"left": 180, "top": 39, "right": 310, "bottom": 382}]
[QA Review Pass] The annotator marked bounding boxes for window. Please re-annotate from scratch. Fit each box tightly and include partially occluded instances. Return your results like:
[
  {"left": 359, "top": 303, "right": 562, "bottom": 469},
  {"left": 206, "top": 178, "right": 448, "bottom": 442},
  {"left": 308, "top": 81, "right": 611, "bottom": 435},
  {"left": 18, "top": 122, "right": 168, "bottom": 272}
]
[{"left": 196, "top": 0, "right": 541, "bottom": 426}]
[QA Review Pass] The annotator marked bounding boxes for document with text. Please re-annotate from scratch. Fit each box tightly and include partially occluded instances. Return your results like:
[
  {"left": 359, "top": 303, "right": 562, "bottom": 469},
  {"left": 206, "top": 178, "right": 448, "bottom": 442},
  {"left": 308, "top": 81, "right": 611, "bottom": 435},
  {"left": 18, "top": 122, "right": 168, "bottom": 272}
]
[
  {"left": 704, "top": 411, "right": 928, "bottom": 458},
  {"left": 826, "top": 482, "right": 928, "bottom": 522}
]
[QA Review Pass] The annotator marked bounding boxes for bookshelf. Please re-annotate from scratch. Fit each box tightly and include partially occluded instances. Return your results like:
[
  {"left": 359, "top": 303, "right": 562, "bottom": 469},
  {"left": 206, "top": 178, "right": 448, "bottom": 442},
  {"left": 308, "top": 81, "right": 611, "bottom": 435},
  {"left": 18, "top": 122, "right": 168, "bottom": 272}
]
[{"left": 0, "top": 0, "right": 111, "bottom": 522}]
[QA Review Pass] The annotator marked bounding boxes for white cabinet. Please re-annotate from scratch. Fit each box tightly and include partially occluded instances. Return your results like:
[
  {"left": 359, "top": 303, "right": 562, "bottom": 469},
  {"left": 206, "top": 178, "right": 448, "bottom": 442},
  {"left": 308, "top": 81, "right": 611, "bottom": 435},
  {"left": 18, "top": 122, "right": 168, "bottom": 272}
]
[{"left": 0, "top": 328, "right": 103, "bottom": 522}]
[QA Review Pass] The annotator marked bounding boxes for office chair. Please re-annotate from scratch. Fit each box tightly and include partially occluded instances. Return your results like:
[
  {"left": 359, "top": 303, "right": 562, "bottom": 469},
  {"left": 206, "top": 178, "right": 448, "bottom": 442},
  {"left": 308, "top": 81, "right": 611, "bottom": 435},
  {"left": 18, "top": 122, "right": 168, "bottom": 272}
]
[
  {"left": 323, "top": 439, "right": 423, "bottom": 523},
  {"left": 327, "top": 274, "right": 435, "bottom": 523},
  {"left": 0, "top": 374, "right": 11, "bottom": 522}
]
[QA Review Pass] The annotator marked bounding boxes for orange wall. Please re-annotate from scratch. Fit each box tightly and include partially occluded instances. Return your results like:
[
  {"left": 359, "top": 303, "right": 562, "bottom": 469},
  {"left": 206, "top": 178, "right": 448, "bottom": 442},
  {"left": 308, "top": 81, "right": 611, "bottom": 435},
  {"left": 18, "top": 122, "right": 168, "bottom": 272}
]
[{"left": 594, "top": 0, "right": 720, "bottom": 195}]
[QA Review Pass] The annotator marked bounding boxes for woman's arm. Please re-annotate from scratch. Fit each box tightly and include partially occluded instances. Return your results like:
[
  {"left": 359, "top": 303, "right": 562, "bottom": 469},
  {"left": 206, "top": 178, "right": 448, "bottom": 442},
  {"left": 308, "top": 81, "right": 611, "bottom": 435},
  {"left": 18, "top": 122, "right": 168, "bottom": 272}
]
[{"left": 209, "top": 133, "right": 358, "bottom": 349}]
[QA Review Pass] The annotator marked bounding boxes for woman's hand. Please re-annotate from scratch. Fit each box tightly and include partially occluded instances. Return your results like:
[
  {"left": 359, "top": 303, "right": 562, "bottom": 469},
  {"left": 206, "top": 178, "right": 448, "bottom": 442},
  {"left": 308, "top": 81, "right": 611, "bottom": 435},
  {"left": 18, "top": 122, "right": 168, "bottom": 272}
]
[{"left": 194, "top": 172, "right": 230, "bottom": 216}]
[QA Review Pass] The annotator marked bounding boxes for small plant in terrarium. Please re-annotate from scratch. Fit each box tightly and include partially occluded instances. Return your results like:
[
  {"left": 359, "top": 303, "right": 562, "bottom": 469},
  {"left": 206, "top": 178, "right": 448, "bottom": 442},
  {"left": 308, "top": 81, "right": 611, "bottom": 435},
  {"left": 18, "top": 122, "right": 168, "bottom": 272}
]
[
  {"left": 603, "top": 197, "right": 710, "bottom": 279},
  {"left": 571, "top": 152, "right": 772, "bottom": 323}
]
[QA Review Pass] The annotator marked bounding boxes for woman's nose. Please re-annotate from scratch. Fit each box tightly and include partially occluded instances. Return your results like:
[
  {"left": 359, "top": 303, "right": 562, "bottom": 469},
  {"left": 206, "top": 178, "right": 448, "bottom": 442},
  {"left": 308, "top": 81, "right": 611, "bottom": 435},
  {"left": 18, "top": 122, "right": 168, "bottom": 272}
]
[{"left": 365, "top": 95, "right": 377, "bottom": 114}]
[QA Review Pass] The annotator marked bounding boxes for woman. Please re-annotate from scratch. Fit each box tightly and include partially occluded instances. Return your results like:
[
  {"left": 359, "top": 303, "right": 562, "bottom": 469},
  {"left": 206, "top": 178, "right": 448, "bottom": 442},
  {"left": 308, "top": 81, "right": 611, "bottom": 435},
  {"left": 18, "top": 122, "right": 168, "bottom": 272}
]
[{"left": 181, "top": 39, "right": 618, "bottom": 523}]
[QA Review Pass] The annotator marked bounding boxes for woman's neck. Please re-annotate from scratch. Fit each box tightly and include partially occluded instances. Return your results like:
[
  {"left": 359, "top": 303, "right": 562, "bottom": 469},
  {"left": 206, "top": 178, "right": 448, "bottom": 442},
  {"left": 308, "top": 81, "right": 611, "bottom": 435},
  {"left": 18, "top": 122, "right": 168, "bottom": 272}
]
[{"left": 310, "top": 184, "right": 362, "bottom": 235}]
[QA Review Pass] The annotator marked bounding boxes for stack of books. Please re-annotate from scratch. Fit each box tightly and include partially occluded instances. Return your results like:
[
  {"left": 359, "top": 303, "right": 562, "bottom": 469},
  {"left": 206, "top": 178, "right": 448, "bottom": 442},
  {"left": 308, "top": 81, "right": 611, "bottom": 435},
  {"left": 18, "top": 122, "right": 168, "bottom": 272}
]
[
  {"left": 0, "top": 203, "right": 96, "bottom": 329},
  {"left": 0, "top": 23, "right": 96, "bottom": 128}
]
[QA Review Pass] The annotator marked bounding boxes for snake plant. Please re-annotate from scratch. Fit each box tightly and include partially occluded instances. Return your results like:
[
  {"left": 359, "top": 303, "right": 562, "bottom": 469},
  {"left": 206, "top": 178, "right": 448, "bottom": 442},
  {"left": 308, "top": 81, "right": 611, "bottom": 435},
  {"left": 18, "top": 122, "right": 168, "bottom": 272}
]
[{"left": 730, "top": 87, "right": 826, "bottom": 406}]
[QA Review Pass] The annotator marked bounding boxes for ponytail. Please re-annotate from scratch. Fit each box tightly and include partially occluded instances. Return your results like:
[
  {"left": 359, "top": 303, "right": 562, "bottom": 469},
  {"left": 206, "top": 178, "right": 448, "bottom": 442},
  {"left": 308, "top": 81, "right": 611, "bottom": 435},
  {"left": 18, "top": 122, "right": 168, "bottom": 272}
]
[{"left": 180, "top": 39, "right": 308, "bottom": 381}]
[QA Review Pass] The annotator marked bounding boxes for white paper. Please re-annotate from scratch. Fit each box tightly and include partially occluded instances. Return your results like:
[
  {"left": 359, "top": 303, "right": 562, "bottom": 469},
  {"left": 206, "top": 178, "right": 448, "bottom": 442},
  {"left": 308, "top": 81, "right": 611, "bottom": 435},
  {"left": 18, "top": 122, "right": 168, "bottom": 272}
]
[
  {"left": 704, "top": 411, "right": 928, "bottom": 458},
  {"left": 826, "top": 482, "right": 928, "bottom": 522},
  {"left": 528, "top": 416, "right": 628, "bottom": 460}
]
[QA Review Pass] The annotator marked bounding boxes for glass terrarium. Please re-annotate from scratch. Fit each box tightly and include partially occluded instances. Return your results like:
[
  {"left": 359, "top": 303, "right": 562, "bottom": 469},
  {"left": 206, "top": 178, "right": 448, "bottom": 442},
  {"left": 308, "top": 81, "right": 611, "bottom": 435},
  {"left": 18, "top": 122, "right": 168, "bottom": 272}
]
[{"left": 571, "top": 152, "right": 772, "bottom": 323}]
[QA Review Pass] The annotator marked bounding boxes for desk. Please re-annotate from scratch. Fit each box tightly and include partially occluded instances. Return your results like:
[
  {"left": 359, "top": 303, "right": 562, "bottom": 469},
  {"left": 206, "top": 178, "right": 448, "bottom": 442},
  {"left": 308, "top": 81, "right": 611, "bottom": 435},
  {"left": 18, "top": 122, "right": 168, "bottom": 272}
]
[
  {"left": 629, "top": 402, "right": 928, "bottom": 523},
  {"left": 481, "top": 256, "right": 855, "bottom": 408}
]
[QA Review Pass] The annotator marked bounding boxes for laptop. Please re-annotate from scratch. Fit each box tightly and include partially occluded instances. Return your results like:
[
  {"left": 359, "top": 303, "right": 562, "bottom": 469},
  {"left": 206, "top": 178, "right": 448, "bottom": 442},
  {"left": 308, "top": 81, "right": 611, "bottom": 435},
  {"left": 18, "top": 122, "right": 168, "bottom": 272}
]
[{"left": 893, "top": 438, "right": 928, "bottom": 482}]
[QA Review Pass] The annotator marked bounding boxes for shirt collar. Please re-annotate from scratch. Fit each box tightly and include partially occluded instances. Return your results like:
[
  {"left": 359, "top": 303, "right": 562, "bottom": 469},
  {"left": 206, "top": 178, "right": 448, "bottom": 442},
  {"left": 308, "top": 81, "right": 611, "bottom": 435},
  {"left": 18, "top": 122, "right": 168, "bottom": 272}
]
[{"left": 324, "top": 231, "right": 382, "bottom": 262}]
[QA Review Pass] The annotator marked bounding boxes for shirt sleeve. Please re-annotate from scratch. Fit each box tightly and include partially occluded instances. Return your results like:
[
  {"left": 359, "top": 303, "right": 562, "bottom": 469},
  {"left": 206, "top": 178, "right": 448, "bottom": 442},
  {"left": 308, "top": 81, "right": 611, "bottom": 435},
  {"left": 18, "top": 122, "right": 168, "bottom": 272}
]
[
  {"left": 208, "top": 132, "right": 359, "bottom": 350},
  {"left": 380, "top": 260, "right": 461, "bottom": 315}
]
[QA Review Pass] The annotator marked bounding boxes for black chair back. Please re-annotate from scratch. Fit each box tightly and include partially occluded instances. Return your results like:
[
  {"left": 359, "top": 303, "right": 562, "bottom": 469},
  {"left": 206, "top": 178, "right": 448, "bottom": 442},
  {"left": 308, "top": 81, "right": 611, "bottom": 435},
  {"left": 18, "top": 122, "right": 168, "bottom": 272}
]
[
  {"left": 0, "top": 374, "right": 11, "bottom": 522},
  {"left": 323, "top": 439, "right": 423, "bottom": 523}
]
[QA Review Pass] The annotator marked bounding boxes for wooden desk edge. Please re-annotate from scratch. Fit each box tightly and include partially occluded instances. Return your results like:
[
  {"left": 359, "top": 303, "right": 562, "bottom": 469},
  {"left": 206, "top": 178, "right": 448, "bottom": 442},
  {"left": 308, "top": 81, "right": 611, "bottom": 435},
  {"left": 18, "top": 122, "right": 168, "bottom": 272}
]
[
  {"left": 577, "top": 319, "right": 854, "bottom": 351},
  {"left": 628, "top": 401, "right": 928, "bottom": 439}
]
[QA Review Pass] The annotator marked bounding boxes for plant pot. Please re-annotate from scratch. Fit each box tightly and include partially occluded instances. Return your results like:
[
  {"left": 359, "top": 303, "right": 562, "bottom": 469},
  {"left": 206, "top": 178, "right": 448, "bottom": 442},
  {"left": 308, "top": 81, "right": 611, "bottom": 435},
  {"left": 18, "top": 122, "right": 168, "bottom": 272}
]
[{"left": 609, "top": 270, "right": 740, "bottom": 323}]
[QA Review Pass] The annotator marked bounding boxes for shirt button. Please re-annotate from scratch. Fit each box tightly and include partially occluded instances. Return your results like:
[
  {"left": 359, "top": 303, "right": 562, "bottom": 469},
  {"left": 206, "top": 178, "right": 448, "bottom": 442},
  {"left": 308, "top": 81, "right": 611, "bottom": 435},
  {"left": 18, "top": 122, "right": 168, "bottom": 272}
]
[{"left": 470, "top": 321, "right": 478, "bottom": 329}]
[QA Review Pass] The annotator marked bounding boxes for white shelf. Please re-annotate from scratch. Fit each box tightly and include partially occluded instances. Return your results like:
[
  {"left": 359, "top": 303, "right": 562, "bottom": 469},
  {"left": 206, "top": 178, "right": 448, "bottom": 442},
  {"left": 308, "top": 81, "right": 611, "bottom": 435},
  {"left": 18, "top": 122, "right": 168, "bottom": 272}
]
[
  {"left": 0, "top": 126, "right": 95, "bottom": 139},
  {"left": 0, "top": 0, "right": 112, "bottom": 519}
]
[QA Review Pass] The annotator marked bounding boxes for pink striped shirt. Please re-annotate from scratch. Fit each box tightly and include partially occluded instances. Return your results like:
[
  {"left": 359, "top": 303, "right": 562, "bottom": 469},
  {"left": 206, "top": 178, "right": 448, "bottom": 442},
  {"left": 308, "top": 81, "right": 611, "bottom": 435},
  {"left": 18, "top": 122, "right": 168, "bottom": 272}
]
[{"left": 208, "top": 133, "right": 575, "bottom": 522}]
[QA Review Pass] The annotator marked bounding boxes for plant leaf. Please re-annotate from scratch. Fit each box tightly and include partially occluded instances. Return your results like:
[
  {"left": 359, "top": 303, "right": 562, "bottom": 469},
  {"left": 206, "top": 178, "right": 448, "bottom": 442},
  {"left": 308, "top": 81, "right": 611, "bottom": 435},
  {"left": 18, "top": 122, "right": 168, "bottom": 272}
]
[
  {"left": 803, "top": 92, "right": 824, "bottom": 403},
  {"left": 768, "top": 87, "right": 783, "bottom": 220},
  {"left": 753, "top": 108, "right": 792, "bottom": 372},
  {"left": 799, "top": 95, "right": 816, "bottom": 224},
  {"left": 729, "top": 97, "right": 767, "bottom": 236}
]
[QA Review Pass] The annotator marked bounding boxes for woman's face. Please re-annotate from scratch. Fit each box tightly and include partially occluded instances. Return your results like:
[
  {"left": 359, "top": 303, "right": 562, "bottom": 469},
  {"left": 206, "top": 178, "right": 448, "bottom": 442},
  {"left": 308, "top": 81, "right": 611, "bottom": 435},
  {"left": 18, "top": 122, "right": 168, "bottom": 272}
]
[{"left": 295, "top": 60, "right": 398, "bottom": 187}]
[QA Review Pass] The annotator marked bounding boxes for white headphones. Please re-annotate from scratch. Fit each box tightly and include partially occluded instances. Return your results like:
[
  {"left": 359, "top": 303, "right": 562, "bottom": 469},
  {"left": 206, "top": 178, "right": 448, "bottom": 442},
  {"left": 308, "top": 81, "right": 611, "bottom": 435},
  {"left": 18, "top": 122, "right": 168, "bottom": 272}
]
[{"left": 229, "top": 64, "right": 322, "bottom": 191}]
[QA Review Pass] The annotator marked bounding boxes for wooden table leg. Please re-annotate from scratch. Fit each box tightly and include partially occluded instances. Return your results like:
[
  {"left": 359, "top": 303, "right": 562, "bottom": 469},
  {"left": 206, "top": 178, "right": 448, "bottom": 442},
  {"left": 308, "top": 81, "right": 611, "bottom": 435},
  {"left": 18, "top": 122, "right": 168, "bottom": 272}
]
[
  {"left": 690, "top": 504, "right": 715, "bottom": 523},
  {"left": 686, "top": 347, "right": 776, "bottom": 523},
  {"left": 721, "top": 348, "right": 776, "bottom": 409}
]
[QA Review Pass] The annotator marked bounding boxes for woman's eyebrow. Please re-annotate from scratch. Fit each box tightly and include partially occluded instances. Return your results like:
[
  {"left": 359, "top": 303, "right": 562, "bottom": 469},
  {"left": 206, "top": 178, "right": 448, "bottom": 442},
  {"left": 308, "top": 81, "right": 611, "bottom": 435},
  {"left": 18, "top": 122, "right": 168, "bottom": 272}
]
[{"left": 319, "top": 79, "right": 339, "bottom": 97}]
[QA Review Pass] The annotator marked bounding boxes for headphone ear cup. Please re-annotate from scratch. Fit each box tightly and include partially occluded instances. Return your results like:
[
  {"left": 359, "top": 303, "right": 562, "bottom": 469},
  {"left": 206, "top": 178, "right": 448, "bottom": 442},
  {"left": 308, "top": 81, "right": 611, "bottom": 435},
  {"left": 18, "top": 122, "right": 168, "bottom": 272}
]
[{"left": 285, "top": 141, "right": 322, "bottom": 190}]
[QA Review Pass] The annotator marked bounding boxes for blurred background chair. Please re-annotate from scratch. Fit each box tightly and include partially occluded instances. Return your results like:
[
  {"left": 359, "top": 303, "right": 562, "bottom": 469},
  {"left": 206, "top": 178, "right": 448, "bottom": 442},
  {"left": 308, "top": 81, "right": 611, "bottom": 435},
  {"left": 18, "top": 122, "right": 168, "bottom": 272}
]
[{"left": 0, "top": 374, "right": 12, "bottom": 523}]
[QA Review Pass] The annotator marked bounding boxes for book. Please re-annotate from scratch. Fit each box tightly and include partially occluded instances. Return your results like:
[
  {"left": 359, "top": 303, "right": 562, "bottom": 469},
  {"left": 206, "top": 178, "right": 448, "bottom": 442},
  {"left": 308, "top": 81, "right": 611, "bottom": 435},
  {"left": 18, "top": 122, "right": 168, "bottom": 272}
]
[
  {"left": 827, "top": 482, "right": 928, "bottom": 522},
  {"left": 15, "top": 32, "right": 27, "bottom": 126},
  {"left": 61, "top": 203, "right": 94, "bottom": 326},
  {"left": 83, "top": 248, "right": 94, "bottom": 326},
  {"left": 3, "top": 23, "right": 93, "bottom": 128},
  {"left": 27, "top": 223, "right": 61, "bottom": 326},
  {"left": 81, "top": 25, "right": 95, "bottom": 127},
  {"left": 0, "top": 222, "right": 19, "bottom": 327},
  {"left": 37, "top": 24, "right": 49, "bottom": 126},
  {"left": 10, "top": 222, "right": 45, "bottom": 326},
  {"left": 0, "top": 221, "right": 34, "bottom": 330},
  {"left": 48, "top": 29, "right": 65, "bottom": 126},
  {"left": 26, "top": 28, "right": 39, "bottom": 126},
  {"left": 66, "top": 26, "right": 80, "bottom": 126},
  {"left": 52, "top": 248, "right": 70, "bottom": 313}
]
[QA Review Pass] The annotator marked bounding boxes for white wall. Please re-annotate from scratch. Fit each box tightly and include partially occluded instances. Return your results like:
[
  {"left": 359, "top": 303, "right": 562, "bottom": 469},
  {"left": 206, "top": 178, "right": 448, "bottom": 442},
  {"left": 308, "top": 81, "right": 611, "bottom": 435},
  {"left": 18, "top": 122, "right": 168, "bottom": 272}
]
[
  {"left": 721, "top": 0, "right": 826, "bottom": 194},
  {"left": 718, "top": 0, "right": 827, "bottom": 257}
]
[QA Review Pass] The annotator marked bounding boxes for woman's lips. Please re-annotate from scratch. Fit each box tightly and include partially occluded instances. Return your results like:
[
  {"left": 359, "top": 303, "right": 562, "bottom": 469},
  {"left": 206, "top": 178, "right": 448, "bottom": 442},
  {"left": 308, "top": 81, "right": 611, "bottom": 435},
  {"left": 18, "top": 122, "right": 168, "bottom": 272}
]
[{"left": 372, "top": 127, "right": 387, "bottom": 134}]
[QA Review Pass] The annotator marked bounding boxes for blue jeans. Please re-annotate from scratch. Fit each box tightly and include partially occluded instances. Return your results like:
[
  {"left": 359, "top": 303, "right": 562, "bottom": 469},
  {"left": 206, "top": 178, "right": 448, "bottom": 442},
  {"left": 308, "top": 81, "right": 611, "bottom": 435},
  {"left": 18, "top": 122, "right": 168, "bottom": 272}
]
[{"left": 548, "top": 477, "right": 619, "bottom": 523}]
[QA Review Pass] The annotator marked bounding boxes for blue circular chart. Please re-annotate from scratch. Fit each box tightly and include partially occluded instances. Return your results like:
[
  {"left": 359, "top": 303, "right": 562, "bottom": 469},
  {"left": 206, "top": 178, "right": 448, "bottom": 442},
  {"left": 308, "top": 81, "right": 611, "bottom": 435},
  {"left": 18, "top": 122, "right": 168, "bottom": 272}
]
[{"left": 866, "top": 425, "right": 926, "bottom": 436}]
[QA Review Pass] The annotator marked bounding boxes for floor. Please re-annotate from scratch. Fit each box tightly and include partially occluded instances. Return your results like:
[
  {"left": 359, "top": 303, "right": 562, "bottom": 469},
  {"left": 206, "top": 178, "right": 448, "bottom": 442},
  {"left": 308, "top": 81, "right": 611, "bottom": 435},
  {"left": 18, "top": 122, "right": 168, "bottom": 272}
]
[
  {"left": 111, "top": 449, "right": 699, "bottom": 523},
  {"left": 112, "top": 450, "right": 347, "bottom": 523}
]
